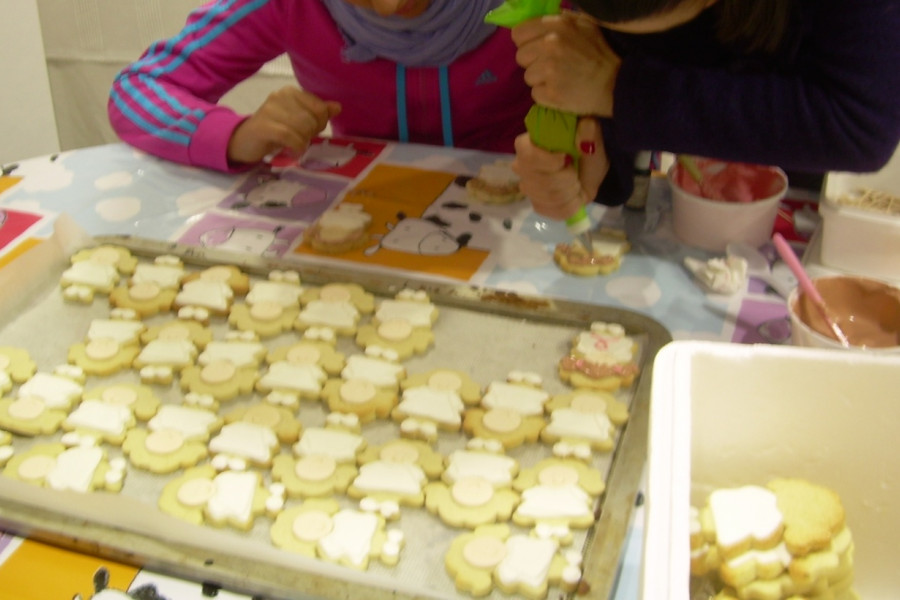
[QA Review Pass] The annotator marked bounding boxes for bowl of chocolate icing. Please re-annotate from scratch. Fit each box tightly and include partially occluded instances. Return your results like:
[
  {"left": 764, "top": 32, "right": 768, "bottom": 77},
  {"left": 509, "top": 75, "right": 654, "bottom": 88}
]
[{"left": 788, "top": 275, "right": 900, "bottom": 351}]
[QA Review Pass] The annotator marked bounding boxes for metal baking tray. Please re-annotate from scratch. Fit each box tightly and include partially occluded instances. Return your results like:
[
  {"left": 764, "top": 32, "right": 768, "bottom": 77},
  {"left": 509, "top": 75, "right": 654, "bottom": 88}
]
[{"left": 0, "top": 233, "right": 671, "bottom": 600}]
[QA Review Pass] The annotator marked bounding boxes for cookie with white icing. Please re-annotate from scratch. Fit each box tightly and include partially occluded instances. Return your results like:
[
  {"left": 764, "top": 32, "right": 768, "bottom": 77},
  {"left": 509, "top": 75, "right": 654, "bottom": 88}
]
[
  {"left": 0, "top": 396, "right": 68, "bottom": 436},
  {"left": 266, "top": 331, "right": 346, "bottom": 376},
  {"left": 87, "top": 377, "right": 176, "bottom": 420},
  {"left": 511, "top": 457, "right": 606, "bottom": 544},
  {"left": 180, "top": 359, "right": 259, "bottom": 402},
  {"left": 295, "top": 282, "right": 374, "bottom": 336},
  {"left": 222, "top": 402, "right": 302, "bottom": 445},
  {"left": 60, "top": 257, "right": 121, "bottom": 303},
  {"left": 0, "top": 347, "right": 37, "bottom": 392},
  {"left": 445, "top": 524, "right": 583, "bottom": 600},
  {"left": 129, "top": 255, "right": 185, "bottom": 290},
  {"left": 207, "top": 421, "right": 281, "bottom": 469},
  {"left": 303, "top": 203, "right": 374, "bottom": 254},
  {"left": 141, "top": 319, "right": 213, "bottom": 350},
  {"left": 321, "top": 377, "right": 397, "bottom": 423},
  {"left": 465, "top": 160, "right": 525, "bottom": 205},
  {"left": 67, "top": 317, "right": 145, "bottom": 376},
  {"left": 62, "top": 398, "right": 137, "bottom": 445},
  {"left": 392, "top": 369, "right": 482, "bottom": 442},
  {"left": 158, "top": 464, "right": 281, "bottom": 530},
  {"left": 4, "top": 439, "right": 127, "bottom": 493},
  {"left": 348, "top": 438, "right": 444, "bottom": 513},
  {"left": 108, "top": 282, "right": 178, "bottom": 318},
  {"left": 541, "top": 389, "right": 629, "bottom": 456},
  {"left": 70, "top": 244, "right": 138, "bottom": 275}
]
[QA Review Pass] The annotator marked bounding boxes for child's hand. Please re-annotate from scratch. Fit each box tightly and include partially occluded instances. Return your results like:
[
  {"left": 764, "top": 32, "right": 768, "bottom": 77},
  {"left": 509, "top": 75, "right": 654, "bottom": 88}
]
[
  {"left": 227, "top": 86, "right": 341, "bottom": 165},
  {"left": 512, "top": 118, "right": 608, "bottom": 221}
]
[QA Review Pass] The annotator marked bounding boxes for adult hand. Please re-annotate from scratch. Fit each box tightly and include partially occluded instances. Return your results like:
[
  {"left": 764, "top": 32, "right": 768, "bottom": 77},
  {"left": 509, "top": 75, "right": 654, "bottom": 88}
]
[
  {"left": 512, "top": 118, "right": 609, "bottom": 222},
  {"left": 511, "top": 12, "right": 620, "bottom": 117},
  {"left": 227, "top": 86, "right": 341, "bottom": 165}
]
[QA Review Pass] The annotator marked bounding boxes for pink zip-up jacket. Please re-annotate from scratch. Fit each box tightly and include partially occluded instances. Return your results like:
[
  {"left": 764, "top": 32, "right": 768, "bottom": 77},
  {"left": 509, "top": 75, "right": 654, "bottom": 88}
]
[{"left": 108, "top": 0, "right": 534, "bottom": 172}]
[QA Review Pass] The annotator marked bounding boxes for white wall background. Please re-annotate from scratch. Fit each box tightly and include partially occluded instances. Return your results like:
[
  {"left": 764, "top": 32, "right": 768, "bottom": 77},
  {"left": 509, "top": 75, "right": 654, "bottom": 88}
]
[{"left": 1, "top": 0, "right": 60, "bottom": 164}]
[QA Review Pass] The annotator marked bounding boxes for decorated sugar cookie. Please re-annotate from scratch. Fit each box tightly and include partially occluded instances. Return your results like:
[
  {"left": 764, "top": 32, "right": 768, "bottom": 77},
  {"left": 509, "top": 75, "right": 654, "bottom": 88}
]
[
  {"left": 208, "top": 421, "right": 281, "bottom": 469},
  {"left": 272, "top": 422, "right": 364, "bottom": 498},
  {"left": 133, "top": 337, "right": 198, "bottom": 383},
  {"left": 482, "top": 371, "right": 549, "bottom": 416},
  {"left": 228, "top": 300, "right": 299, "bottom": 338},
  {"left": 272, "top": 503, "right": 404, "bottom": 570},
  {"left": 62, "top": 399, "right": 136, "bottom": 445},
  {"left": 445, "top": 524, "right": 583, "bottom": 600},
  {"left": 321, "top": 377, "right": 397, "bottom": 423},
  {"left": 354, "top": 319, "right": 434, "bottom": 360},
  {"left": 0, "top": 347, "right": 37, "bottom": 393},
  {"left": 67, "top": 318, "right": 146, "bottom": 376},
  {"left": 541, "top": 389, "right": 629, "bottom": 457},
  {"left": 553, "top": 228, "right": 630, "bottom": 277},
  {"left": 141, "top": 319, "right": 213, "bottom": 350},
  {"left": 266, "top": 329, "right": 346, "bottom": 375},
  {"left": 174, "top": 266, "right": 248, "bottom": 316},
  {"left": 256, "top": 359, "right": 328, "bottom": 404},
  {"left": 17, "top": 371, "right": 84, "bottom": 411},
  {"left": 222, "top": 402, "right": 302, "bottom": 445},
  {"left": 181, "top": 264, "right": 250, "bottom": 296},
  {"left": 198, "top": 335, "right": 267, "bottom": 369},
  {"left": 558, "top": 321, "right": 640, "bottom": 391},
  {"left": 462, "top": 408, "right": 545, "bottom": 450},
  {"left": 180, "top": 359, "right": 259, "bottom": 402},
  {"left": 108, "top": 281, "right": 177, "bottom": 317},
  {"left": 303, "top": 202, "right": 374, "bottom": 254},
  {"left": 348, "top": 438, "right": 444, "bottom": 515},
  {"left": 83, "top": 384, "right": 159, "bottom": 422},
  {"left": 60, "top": 258, "right": 121, "bottom": 303},
  {"left": 339, "top": 348, "right": 406, "bottom": 391},
  {"left": 424, "top": 448, "right": 520, "bottom": 528},
  {"left": 511, "top": 457, "right": 606, "bottom": 543},
  {"left": 0, "top": 430, "right": 13, "bottom": 466},
  {"left": 0, "top": 396, "right": 67, "bottom": 436},
  {"left": 70, "top": 244, "right": 138, "bottom": 275},
  {"left": 374, "top": 288, "right": 438, "bottom": 328},
  {"left": 130, "top": 254, "right": 185, "bottom": 289},
  {"left": 125, "top": 404, "right": 222, "bottom": 472},
  {"left": 4, "top": 437, "right": 127, "bottom": 493},
  {"left": 295, "top": 282, "right": 374, "bottom": 335},
  {"left": 392, "top": 368, "right": 482, "bottom": 442},
  {"left": 158, "top": 464, "right": 282, "bottom": 530}
]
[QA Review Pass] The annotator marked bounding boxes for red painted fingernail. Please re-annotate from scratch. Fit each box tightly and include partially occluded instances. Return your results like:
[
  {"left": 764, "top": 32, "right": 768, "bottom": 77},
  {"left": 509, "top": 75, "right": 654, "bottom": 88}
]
[
  {"left": 563, "top": 155, "right": 574, "bottom": 167},
  {"left": 580, "top": 141, "right": 596, "bottom": 155}
]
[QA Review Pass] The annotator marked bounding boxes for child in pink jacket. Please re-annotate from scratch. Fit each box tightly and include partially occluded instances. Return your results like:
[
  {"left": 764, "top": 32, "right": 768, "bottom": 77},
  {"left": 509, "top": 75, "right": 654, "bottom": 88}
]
[{"left": 108, "top": 0, "right": 534, "bottom": 172}]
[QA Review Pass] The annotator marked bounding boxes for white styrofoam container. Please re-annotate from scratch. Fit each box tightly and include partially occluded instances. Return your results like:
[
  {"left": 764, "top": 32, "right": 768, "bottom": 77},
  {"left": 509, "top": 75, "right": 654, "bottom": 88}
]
[
  {"left": 820, "top": 150, "right": 900, "bottom": 281},
  {"left": 641, "top": 341, "right": 900, "bottom": 600}
]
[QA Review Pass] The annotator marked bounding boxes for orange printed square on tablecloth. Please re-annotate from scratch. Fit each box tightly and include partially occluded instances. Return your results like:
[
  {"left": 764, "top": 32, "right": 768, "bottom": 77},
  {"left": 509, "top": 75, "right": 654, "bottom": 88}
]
[
  {"left": 0, "top": 537, "right": 139, "bottom": 599},
  {"left": 294, "top": 164, "right": 490, "bottom": 281}
]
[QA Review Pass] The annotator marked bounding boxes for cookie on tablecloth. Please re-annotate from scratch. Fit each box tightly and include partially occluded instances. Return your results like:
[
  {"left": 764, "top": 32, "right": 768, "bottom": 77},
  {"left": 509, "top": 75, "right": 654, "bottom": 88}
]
[
  {"left": 541, "top": 389, "right": 629, "bottom": 458},
  {"left": 553, "top": 228, "right": 630, "bottom": 277},
  {"left": 158, "top": 464, "right": 283, "bottom": 530},
  {"left": 304, "top": 203, "right": 373, "bottom": 254},
  {"left": 348, "top": 438, "right": 444, "bottom": 516},
  {"left": 0, "top": 347, "right": 37, "bottom": 393},
  {"left": 392, "top": 368, "right": 482, "bottom": 442},
  {"left": 4, "top": 438, "right": 126, "bottom": 493},
  {"left": 445, "top": 523, "right": 583, "bottom": 600},
  {"left": 558, "top": 321, "right": 640, "bottom": 391},
  {"left": 465, "top": 160, "right": 525, "bottom": 204},
  {"left": 511, "top": 457, "right": 606, "bottom": 545},
  {"left": 272, "top": 501, "right": 404, "bottom": 570}
]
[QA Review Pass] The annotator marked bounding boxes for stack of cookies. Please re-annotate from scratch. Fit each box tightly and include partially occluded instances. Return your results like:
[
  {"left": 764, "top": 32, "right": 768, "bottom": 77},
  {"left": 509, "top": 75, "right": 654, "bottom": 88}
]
[{"left": 690, "top": 477, "right": 858, "bottom": 600}]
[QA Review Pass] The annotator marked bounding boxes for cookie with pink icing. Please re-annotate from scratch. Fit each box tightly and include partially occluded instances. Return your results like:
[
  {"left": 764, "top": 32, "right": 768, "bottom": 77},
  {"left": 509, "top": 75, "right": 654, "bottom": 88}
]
[
  {"left": 444, "top": 523, "right": 583, "bottom": 600},
  {"left": 541, "top": 389, "right": 629, "bottom": 456},
  {"left": 4, "top": 439, "right": 127, "bottom": 493},
  {"left": 0, "top": 347, "right": 37, "bottom": 393},
  {"left": 222, "top": 402, "right": 302, "bottom": 445},
  {"left": 558, "top": 321, "right": 640, "bottom": 391},
  {"left": 158, "top": 464, "right": 282, "bottom": 530},
  {"left": 348, "top": 438, "right": 444, "bottom": 514},
  {"left": 70, "top": 244, "right": 138, "bottom": 275},
  {"left": 392, "top": 369, "right": 482, "bottom": 442},
  {"left": 511, "top": 457, "right": 606, "bottom": 544}
]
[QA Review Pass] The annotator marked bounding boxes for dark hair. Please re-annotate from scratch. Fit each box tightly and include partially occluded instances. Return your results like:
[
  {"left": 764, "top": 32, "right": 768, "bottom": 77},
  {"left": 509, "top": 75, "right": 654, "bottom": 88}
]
[{"left": 573, "top": 0, "right": 796, "bottom": 54}]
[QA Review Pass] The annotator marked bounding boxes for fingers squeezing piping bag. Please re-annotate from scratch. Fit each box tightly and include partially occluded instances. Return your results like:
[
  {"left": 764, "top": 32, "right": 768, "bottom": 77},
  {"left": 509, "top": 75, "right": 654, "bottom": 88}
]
[{"left": 486, "top": 0, "right": 592, "bottom": 249}]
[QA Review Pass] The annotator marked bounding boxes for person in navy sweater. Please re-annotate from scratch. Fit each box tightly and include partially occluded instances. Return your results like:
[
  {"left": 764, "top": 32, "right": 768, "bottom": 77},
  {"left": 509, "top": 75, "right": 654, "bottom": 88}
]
[{"left": 507, "top": 0, "right": 900, "bottom": 221}]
